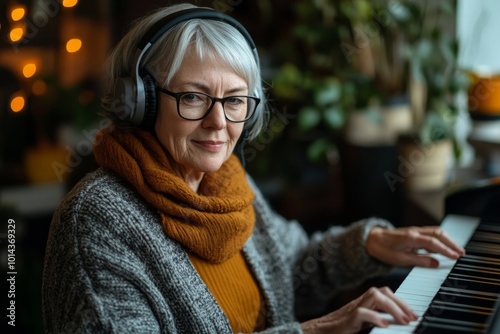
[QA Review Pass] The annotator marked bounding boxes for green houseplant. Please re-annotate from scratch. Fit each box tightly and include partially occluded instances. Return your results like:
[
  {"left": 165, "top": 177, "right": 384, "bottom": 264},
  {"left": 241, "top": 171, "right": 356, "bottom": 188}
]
[
  {"left": 393, "top": 0, "right": 471, "bottom": 192},
  {"left": 269, "top": 0, "right": 420, "bottom": 223},
  {"left": 271, "top": 0, "right": 425, "bottom": 161},
  {"left": 271, "top": 0, "right": 469, "bottom": 186}
]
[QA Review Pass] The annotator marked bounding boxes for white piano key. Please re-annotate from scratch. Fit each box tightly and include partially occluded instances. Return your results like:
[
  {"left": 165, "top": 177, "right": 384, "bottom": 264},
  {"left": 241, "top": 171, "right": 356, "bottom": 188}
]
[
  {"left": 395, "top": 296, "right": 434, "bottom": 307},
  {"left": 371, "top": 215, "right": 481, "bottom": 333},
  {"left": 398, "top": 294, "right": 436, "bottom": 302}
]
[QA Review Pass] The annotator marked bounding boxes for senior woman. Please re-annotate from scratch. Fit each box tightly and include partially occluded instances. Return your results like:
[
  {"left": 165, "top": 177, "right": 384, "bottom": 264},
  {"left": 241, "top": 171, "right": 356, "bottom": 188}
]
[{"left": 42, "top": 3, "right": 465, "bottom": 334}]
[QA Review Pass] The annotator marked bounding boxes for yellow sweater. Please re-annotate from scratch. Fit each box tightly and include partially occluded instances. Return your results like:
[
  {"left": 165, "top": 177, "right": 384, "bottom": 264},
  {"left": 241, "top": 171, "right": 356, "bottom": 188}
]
[{"left": 189, "top": 251, "right": 265, "bottom": 333}]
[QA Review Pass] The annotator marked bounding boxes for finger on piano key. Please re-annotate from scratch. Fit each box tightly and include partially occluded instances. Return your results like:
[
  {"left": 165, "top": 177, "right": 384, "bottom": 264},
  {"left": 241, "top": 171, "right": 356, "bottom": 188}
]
[
  {"left": 369, "top": 215, "right": 482, "bottom": 333},
  {"left": 370, "top": 312, "right": 419, "bottom": 333}
]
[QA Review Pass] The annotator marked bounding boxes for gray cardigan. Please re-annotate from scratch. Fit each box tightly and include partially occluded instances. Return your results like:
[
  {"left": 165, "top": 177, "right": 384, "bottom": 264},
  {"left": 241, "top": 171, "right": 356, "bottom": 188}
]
[{"left": 42, "top": 168, "right": 392, "bottom": 333}]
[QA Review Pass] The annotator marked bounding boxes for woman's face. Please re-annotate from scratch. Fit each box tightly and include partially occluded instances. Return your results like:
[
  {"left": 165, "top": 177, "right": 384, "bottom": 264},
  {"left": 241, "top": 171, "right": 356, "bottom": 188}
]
[{"left": 155, "top": 50, "right": 246, "bottom": 179}]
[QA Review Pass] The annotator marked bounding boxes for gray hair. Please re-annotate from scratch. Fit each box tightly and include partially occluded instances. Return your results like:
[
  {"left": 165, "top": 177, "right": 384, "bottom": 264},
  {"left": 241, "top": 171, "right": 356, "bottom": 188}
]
[{"left": 101, "top": 3, "right": 268, "bottom": 140}]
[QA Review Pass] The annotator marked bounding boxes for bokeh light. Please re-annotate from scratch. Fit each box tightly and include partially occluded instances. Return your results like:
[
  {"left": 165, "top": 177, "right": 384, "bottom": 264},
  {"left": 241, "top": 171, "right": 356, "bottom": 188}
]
[
  {"left": 23, "top": 63, "right": 37, "bottom": 78},
  {"left": 66, "top": 38, "right": 82, "bottom": 53},
  {"left": 11, "top": 7, "right": 26, "bottom": 21},
  {"left": 62, "top": 0, "right": 79, "bottom": 8},
  {"left": 9, "top": 28, "right": 24, "bottom": 42},
  {"left": 10, "top": 94, "right": 26, "bottom": 113}
]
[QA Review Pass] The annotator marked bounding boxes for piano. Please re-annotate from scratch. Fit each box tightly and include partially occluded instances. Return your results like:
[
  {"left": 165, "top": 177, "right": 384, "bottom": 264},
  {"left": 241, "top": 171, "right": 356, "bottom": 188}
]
[{"left": 371, "top": 178, "right": 500, "bottom": 333}]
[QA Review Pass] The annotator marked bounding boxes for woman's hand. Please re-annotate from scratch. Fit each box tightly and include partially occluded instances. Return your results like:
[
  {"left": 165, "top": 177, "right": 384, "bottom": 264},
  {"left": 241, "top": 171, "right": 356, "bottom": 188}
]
[
  {"left": 300, "top": 286, "right": 418, "bottom": 334},
  {"left": 366, "top": 226, "right": 466, "bottom": 268}
]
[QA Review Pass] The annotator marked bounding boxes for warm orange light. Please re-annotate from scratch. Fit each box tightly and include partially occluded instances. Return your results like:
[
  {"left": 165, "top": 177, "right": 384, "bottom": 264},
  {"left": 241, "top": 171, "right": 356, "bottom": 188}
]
[
  {"left": 62, "top": 0, "right": 79, "bottom": 8},
  {"left": 9, "top": 27, "right": 24, "bottom": 42},
  {"left": 11, "top": 7, "right": 26, "bottom": 21},
  {"left": 66, "top": 38, "right": 82, "bottom": 53},
  {"left": 23, "top": 63, "right": 37, "bottom": 78},
  {"left": 32, "top": 80, "right": 47, "bottom": 96},
  {"left": 10, "top": 95, "right": 25, "bottom": 113}
]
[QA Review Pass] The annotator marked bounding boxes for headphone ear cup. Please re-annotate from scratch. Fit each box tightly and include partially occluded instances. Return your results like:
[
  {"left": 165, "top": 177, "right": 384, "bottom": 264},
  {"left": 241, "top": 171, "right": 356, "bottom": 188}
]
[
  {"left": 139, "top": 70, "right": 158, "bottom": 130},
  {"left": 112, "top": 76, "right": 136, "bottom": 122}
]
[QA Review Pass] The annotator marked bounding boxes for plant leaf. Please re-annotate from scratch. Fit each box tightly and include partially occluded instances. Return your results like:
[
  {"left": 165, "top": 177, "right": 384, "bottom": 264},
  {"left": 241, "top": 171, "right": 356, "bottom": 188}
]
[
  {"left": 307, "top": 138, "right": 334, "bottom": 162},
  {"left": 323, "top": 107, "right": 345, "bottom": 130},
  {"left": 298, "top": 107, "right": 321, "bottom": 131},
  {"left": 315, "top": 80, "right": 342, "bottom": 106}
]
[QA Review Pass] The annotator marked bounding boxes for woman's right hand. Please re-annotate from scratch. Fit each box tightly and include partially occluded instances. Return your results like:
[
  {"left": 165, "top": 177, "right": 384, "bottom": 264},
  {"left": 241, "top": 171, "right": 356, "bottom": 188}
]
[{"left": 300, "top": 286, "right": 418, "bottom": 334}]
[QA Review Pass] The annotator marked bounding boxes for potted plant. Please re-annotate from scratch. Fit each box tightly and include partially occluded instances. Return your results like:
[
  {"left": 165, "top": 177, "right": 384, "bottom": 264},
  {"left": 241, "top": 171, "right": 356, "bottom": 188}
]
[
  {"left": 271, "top": 0, "right": 429, "bottom": 157},
  {"left": 340, "top": 0, "right": 418, "bottom": 146},
  {"left": 269, "top": 0, "right": 417, "bottom": 223},
  {"left": 275, "top": 0, "right": 469, "bottom": 192},
  {"left": 394, "top": 0, "right": 471, "bottom": 192}
]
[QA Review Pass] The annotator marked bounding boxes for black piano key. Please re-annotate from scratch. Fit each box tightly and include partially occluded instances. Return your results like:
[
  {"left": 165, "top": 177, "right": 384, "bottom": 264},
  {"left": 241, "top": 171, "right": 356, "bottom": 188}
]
[
  {"left": 454, "top": 261, "right": 500, "bottom": 273},
  {"left": 441, "top": 277, "right": 500, "bottom": 295},
  {"left": 451, "top": 267, "right": 500, "bottom": 281},
  {"left": 466, "top": 244, "right": 500, "bottom": 257},
  {"left": 435, "top": 291, "right": 497, "bottom": 310},
  {"left": 415, "top": 311, "right": 488, "bottom": 333},
  {"left": 415, "top": 318, "right": 487, "bottom": 333},
  {"left": 430, "top": 303, "right": 490, "bottom": 320},
  {"left": 475, "top": 223, "right": 500, "bottom": 234},
  {"left": 433, "top": 300, "right": 493, "bottom": 313},
  {"left": 459, "top": 254, "right": 500, "bottom": 265},
  {"left": 472, "top": 231, "right": 500, "bottom": 243}
]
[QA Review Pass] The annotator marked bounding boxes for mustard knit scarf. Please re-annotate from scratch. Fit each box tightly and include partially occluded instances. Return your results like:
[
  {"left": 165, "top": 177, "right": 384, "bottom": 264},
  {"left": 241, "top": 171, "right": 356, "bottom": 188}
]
[{"left": 93, "top": 127, "right": 255, "bottom": 263}]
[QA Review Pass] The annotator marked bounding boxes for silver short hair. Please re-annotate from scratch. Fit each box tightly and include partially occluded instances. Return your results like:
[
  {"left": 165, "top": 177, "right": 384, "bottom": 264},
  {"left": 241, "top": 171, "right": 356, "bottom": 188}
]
[{"left": 101, "top": 3, "right": 268, "bottom": 140}]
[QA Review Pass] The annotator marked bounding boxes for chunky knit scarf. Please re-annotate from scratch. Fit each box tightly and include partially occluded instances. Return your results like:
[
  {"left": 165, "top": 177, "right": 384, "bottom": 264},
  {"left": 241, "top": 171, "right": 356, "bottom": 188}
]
[{"left": 93, "top": 127, "right": 256, "bottom": 263}]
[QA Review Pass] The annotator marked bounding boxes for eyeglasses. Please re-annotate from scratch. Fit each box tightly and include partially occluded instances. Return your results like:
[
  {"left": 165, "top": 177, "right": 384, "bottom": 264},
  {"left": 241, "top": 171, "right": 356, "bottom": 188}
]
[{"left": 157, "top": 87, "right": 260, "bottom": 123}]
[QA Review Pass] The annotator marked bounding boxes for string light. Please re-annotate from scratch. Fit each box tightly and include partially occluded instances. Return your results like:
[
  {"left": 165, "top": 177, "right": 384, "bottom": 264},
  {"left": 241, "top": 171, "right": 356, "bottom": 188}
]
[
  {"left": 23, "top": 63, "right": 37, "bottom": 78},
  {"left": 11, "top": 7, "right": 26, "bottom": 21},
  {"left": 9, "top": 27, "right": 24, "bottom": 42},
  {"left": 62, "top": 0, "right": 79, "bottom": 8},
  {"left": 66, "top": 38, "right": 82, "bottom": 53},
  {"left": 10, "top": 94, "right": 26, "bottom": 113}
]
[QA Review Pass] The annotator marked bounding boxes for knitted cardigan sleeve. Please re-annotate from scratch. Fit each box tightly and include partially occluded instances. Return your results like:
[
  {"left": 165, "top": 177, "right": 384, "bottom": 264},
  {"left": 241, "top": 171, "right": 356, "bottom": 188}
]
[
  {"left": 246, "top": 176, "right": 394, "bottom": 320},
  {"left": 42, "top": 177, "right": 168, "bottom": 333}
]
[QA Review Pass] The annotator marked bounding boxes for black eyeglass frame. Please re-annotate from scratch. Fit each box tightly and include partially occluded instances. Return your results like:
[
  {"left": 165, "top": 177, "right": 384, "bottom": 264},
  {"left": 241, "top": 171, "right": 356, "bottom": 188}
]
[{"left": 157, "top": 87, "right": 260, "bottom": 123}]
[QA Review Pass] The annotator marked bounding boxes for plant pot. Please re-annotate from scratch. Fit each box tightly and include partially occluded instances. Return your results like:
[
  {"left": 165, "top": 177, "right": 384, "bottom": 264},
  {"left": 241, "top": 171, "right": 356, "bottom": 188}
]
[{"left": 396, "top": 139, "right": 453, "bottom": 192}]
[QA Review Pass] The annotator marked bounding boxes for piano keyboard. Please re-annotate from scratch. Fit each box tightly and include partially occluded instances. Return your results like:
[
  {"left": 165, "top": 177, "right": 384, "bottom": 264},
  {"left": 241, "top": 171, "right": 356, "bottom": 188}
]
[{"left": 371, "top": 214, "right": 500, "bottom": 333}]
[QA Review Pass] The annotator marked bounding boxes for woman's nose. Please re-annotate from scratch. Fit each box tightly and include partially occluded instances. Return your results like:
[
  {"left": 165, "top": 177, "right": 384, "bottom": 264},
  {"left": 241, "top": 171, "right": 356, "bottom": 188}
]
[{"left": 202, "top": 101, "right": 227, "bottom": 129}]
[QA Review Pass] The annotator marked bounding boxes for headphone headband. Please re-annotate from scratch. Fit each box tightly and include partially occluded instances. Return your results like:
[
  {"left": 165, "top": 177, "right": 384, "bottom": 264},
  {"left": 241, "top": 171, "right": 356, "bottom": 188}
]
[
  {"left": 137, "top": 8, "right": 256, "bottom": 51},
  {"left": 112, "top": 7, "right": 258, "bottom": 130}
]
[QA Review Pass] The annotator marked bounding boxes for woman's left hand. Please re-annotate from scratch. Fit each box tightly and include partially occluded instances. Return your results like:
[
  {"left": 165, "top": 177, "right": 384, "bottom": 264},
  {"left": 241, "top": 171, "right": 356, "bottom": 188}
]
[{"left": 366, "top": 226, "right": 466, "bottom": 268}]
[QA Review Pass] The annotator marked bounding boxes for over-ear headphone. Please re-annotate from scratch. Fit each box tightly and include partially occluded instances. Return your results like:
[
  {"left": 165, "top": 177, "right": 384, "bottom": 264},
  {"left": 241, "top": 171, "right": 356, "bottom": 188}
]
[{"left": 111, "top": 7, "right": 258, "bottom": 130}]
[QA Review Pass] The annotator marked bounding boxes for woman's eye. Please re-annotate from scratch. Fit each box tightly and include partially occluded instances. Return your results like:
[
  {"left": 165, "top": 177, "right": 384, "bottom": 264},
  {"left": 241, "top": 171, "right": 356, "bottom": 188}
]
[
  {"left": 226, "top": 97, "right": 244, "bottom": 105},
  {"left": 181, "top": 93, "right": 204, "bottom": 105}
]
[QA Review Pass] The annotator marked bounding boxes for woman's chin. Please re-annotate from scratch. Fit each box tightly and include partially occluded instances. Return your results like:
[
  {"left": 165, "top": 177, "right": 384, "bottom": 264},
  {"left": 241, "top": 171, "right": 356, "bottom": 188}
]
[{"left": 196, "top": 158, "right": 226, "bottom": 174}]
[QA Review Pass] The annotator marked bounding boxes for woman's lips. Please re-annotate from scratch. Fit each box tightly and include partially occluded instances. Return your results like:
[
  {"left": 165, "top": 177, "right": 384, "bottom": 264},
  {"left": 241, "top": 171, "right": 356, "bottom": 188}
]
[{"left": 194, "top": 140, "right": 226, "bottom": 152}]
